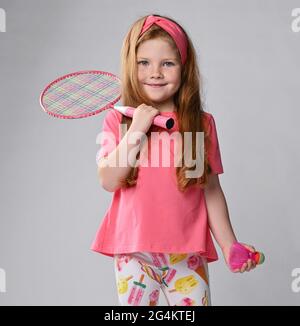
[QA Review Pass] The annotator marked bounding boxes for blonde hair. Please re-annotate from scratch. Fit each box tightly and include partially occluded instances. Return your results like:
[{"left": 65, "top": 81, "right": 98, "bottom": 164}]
[{"left": 119, "top": 14, "right": 212, "bottom": 192}]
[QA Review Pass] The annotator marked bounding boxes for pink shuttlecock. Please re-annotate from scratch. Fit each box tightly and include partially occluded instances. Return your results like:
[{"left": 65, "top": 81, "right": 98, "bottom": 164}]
[{"left": 229, "top": 242, "right": 265, "bottom": 271}]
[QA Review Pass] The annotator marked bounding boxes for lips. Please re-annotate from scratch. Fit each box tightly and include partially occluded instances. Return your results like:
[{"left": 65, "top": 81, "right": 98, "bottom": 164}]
[{"left": 145, "top": 83, "right": 167, "bottom": 88}]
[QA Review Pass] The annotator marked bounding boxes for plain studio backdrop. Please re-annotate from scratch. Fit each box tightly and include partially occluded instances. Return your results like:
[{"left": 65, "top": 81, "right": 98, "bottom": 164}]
[{"left": 0, "top": 0, "right": 299, "bottom": 306}]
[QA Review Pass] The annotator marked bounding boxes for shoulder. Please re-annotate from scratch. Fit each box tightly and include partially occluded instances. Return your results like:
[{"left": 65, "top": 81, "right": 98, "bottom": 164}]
[
  {"left": 201, "top": 111, "right": 214, "bottom": 129},
  {"left": 202, "top": 111, "right": 212, "bottom": 119}
]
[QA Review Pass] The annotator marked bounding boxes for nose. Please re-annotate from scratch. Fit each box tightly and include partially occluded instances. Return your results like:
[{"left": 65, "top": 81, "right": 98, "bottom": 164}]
[{"left": 150, "top": 64, "right": 163, "bottom": 79}]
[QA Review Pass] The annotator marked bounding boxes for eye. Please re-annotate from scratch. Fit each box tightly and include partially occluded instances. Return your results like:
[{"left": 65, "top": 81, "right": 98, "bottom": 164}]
[
  {"left": 137, "top": 60, "right": 148, "bottom": 66},
  {"left": 163, "top": 61, "right": 175, "bottom": 67}
]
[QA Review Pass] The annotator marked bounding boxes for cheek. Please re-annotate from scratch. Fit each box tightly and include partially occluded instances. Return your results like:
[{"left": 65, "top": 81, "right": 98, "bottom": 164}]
[
  {"left": 169, "top": 69, "right": 181, "bottom": 83},
  {"left": 137, "top": 71, "right": 147, "bottom": 83},
  {"left": 170, "top": 74, "right": 181, "bottom": 89}
]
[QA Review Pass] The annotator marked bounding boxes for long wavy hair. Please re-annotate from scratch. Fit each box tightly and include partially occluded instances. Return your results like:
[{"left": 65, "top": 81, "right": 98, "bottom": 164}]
[{"left": 118, "top": 14, "right": 212, "bottom": 192}]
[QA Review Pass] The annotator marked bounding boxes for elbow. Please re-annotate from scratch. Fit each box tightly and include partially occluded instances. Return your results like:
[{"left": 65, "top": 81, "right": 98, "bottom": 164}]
[
  {"left": 98, "top": 169, "right": 120, "bottom": 193},
  {"left": 101, "top": 180, "right": 119, "bottom": 192}
]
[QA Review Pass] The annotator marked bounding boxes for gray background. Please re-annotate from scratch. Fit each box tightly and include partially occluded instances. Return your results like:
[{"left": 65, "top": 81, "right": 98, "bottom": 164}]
[{"left": 0, "top": 0, "right": 299, "bottom": 306}]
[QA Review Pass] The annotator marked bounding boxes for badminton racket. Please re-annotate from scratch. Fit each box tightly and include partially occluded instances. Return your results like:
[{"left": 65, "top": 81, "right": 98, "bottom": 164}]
[{"left": 39, "top": 70, "right": 174, "bottom": 130}]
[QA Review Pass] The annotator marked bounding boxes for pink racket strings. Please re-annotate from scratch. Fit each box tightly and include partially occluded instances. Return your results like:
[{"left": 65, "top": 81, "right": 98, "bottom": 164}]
[{"left": 40, "top": 71, "right": 121, "bottom": 119}]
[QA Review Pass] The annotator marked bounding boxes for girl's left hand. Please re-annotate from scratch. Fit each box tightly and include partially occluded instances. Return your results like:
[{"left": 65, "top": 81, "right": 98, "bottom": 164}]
[{"left": 222, "top": 243, "right": 257, "bottom": 273}]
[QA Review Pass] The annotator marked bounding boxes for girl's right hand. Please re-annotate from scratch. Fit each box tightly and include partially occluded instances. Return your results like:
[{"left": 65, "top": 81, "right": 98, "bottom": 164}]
[{"left": 130, "top": 104, "right": 160, "bottom": 134}]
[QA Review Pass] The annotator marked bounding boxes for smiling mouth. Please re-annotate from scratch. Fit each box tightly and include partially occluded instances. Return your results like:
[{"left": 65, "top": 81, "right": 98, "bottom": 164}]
[{"left": 145, "top": 83, "right": 167, "bottom": 88}]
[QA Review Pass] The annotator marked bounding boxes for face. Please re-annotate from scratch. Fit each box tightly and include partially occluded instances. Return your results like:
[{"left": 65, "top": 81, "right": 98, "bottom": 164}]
[{"left": 136, "top": 38, "right": 182, "bottom": 109}]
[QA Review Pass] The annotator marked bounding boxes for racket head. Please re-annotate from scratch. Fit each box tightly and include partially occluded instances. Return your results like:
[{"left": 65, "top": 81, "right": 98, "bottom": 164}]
[{"left": 40, "top": 70, "right": 121, "bottom": 119}]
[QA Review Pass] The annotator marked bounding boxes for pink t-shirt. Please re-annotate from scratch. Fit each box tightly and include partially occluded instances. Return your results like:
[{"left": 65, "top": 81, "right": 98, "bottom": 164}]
[{"left": 91, "top": 109, "right": 224, "bottom": 263}]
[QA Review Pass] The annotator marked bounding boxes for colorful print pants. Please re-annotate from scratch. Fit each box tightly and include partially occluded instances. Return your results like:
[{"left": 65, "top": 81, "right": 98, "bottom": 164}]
[{"left": 114, "top": 252, "right": 211, "bottom": 306}]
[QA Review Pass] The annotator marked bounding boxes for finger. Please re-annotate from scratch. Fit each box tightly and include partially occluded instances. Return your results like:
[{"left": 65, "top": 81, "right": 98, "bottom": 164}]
[
  {"left": 240, "top": 263, "right": 247, "bottom": 273},
  {"left": 244, "top": 262, "right": 250, "bottom": 272},
  {"left": 241, "top": 243, "right": 256, "bottom": 252},
  {"left": 150, "top": 108, "right": 160, "bottom": 115},
  {"left": 246, "top": 259, "right": 252, "bottom": 271},
  {"left": 251, "top": 261, "right": 257, "bottom": 270}
]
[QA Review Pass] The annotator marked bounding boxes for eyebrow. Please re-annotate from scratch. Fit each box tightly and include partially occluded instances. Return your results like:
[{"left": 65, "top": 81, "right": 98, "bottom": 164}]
[{"left": 137, "top": 57, "right": 178, "bottom": 61}]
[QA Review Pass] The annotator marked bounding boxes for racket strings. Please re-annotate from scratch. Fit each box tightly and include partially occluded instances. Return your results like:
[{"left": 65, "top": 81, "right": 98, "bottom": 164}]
[
  {"left": 46, "top": 74, "right": 118, "bottom": 109},
  {"left": 43, "top": 73, "right": 120, "bottom": 117},
  {"left": 45, "top": 74, "right": 99, "bottom": 106}
]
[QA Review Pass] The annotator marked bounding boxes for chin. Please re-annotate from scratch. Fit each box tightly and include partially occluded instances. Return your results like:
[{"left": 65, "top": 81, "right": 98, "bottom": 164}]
[{"left": 145, "top": 93, "right": 168, "bottom": 102}]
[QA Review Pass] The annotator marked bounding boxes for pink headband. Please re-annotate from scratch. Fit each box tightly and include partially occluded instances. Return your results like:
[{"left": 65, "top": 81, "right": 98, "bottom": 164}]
[{"left": 139, "top": 15, "right": 188, "bottom": 65}]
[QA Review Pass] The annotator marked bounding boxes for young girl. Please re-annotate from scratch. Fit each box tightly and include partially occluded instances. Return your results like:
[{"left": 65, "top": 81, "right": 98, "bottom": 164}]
[{"left": 91, "top": 14, "right": 258, "bottom": 306}]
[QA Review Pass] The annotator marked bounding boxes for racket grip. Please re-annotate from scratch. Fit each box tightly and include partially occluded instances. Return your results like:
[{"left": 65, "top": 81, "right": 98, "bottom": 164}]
[{"left": 113, "top": 106, "right": 174, "bottom": 130}]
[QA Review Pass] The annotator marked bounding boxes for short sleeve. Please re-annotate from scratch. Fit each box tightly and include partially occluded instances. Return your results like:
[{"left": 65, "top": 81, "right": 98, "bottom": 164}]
[
  {"left": 206, "top": 114, "right": 224, "bottom": 174},
  {"left": 96, "top": 110, "right": 123, "bottom": 166}
]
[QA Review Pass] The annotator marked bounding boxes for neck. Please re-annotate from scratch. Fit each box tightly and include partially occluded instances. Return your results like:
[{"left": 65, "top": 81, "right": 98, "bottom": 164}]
[{"left": 152, "top": 99, "right": 177, "bottom": 113}]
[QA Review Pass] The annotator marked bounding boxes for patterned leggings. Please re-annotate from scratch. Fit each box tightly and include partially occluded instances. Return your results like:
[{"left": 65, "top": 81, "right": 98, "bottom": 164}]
[{"left": 113, "top": 252, "right": 211, "bottom": 306}]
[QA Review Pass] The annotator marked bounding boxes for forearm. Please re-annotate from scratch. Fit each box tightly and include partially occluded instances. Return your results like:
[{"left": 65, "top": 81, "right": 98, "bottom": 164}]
[
  {"left": 204, "top": 185, "right": 237, "bottom": 250},
  {"left": 98, "top": 125, "right": 143, "bottom": 192}
]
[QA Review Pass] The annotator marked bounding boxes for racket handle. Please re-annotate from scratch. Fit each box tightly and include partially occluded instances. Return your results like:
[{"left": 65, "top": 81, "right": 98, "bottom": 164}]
[{"left": 113, "top": 106, "right": 174, "bottom": 130}]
